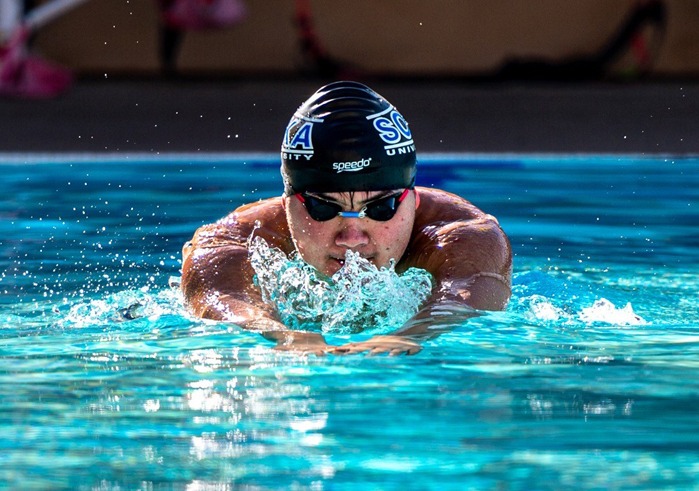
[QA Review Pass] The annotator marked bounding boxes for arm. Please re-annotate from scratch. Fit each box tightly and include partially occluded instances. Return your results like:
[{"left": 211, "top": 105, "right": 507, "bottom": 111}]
[
  {"left": 181, "top": 229, "right": 281, "bottom": 327},
  {"left": 332, "top": 299, "right": 482, "bottom": 356},
  {"left": 181, "top": 200, "right": 332, "bottom": 355}
]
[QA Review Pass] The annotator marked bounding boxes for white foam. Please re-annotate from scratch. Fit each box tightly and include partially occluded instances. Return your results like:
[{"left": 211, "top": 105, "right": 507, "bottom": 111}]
[{"left": 579, "top": 298, "right": 647, "bottom": 326}]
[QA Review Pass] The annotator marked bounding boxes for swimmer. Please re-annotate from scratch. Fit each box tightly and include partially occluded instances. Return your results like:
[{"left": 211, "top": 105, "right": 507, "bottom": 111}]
[{"left": 181, "top": 81, "right": 512, "bottom": 355}]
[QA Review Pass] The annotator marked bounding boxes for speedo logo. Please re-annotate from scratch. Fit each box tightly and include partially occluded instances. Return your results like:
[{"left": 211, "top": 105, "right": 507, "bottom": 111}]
[{"left": 333, "top": 157, "right": 372, "bottom": 173}]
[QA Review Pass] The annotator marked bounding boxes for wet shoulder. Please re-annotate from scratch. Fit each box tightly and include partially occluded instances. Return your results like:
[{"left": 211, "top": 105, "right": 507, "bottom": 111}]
[
  {"left": 403, "top": 187, "right": 509, "bottom": 273},
  {"left": 218, "top": 197, "right": 286, "bottom": 229},
  {"left": 191, "top": 197, "right": 290, "bottom": 250},
  {"left": 413, "top": 187, "right": 487, "bottom": 227}
]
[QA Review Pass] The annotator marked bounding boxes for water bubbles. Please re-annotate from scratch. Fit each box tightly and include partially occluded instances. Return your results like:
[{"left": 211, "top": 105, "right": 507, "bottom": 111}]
[{"left": 249, "top": 237, "right": 433, "bottom": 334}]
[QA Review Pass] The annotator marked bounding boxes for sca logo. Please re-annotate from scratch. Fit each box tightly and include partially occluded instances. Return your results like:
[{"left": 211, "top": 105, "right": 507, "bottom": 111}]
[
  {"left": 281, "top": 114, "right": 321, "bottom": 161},
  {"left": 367, "top": 107, "right": 416, "bottom": 156}
]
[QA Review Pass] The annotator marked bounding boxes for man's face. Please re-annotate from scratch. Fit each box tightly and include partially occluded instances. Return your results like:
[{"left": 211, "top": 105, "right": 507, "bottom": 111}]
[{"left": 284, "top": 189, "right": 417, "bottom": 277}]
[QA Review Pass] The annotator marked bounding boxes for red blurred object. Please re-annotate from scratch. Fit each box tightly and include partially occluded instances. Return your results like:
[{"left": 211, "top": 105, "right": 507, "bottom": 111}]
[
  {"left": 158, "top": 0, "right": 247, "bottom": 30},
  {"left": 0, "top": 25, "right": 72, "bottom": 99}
]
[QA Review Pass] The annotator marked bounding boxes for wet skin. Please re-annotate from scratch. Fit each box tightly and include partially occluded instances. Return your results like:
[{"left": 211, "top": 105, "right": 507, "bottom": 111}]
[{"left": 181, "top": 187, "right": 512, "bottom": 355}]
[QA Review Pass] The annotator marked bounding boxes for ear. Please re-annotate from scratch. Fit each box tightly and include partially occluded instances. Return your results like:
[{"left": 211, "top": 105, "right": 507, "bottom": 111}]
[
  {"left": 414, "top": 188, "right": 420, "bottom": 209},
  {"left": 281, "top": 194, "right": 287, "bottom": 211}
]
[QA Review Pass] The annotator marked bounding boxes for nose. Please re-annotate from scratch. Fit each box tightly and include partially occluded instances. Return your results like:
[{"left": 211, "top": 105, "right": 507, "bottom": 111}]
[{"left": 335, "top": 221, "right": 370, "bottom": 249}]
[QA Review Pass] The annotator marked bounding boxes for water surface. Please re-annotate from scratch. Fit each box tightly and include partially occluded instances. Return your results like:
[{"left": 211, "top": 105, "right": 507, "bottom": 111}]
[{"left": 1, "top": 154, "right": 698, "bottom": 490}]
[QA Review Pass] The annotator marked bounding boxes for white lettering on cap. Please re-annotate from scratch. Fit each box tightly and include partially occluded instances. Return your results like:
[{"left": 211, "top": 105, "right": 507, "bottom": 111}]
[
  {"left": 282, "top": 113, "right": 323, "bottom": 158},
  {"left": 367, "top": 107, "right": 415, "bottom": 155},
  {"left": 332, "top": 157, "right": 372, "bottom": 173}
]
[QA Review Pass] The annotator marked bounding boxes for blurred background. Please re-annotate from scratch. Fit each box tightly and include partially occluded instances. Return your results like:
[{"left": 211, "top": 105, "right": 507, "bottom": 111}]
[
  {"left": 2, "top": 0, "right": 698, "bottom": 154},
  {"left": 5, "top": 0, "right": 697, "bottom": 79}
]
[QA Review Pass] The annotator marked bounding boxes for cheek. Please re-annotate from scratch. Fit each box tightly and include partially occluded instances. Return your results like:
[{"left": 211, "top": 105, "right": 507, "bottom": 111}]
[
  {"left": 382, "top": 216, "right": 413, "bottom": 253},
  {"left": 303, "top": 219, "right": 328, "bottom": 237},
  {"left": 291, "top": 219, "right": 311, "bottom": 243},
  {"left": 289, "top": 216, "right": 331, "bottom": 251},
  {"left": 381, "top": 225, "right": 394, "bottom": 251}
]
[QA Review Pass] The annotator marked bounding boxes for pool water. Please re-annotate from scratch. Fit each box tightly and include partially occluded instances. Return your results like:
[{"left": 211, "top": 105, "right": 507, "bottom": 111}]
[{"left": 1, "top": 154, "right": 698, "bottom": 490}]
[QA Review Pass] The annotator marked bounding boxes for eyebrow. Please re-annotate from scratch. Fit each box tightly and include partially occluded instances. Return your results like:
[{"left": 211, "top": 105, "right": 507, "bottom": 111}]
[{"left": 309, "top": 190, "right": 399, "bottom": 206}]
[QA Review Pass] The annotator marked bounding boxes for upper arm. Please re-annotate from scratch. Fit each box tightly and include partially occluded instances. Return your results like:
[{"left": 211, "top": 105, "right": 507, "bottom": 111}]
[
  {"left": 408, "top": 214, "right": 512, "bottom": 311},
  {"left": 438, "top": 217, "right": 512, "bottom": 310},
  {"left": 181, "top": 223, "right": 263, "bottom": 320},
  {"left": 180, "top": 199, "right": 291, "bottom": 322}
]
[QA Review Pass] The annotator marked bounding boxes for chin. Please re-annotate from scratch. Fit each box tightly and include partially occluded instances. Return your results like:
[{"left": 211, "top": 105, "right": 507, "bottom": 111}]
[{"left": 324, "top": 259, "right": 343, "bottom": 277}]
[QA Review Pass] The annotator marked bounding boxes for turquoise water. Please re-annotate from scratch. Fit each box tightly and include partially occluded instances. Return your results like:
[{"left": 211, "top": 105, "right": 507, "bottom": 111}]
[{"left": 1, "top": 154, "right": 698, "bottom": 490}]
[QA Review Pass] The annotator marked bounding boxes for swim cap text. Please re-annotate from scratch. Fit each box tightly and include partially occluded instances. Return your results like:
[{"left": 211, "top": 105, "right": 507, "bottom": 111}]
[
  {"left": 282, "top": 115, "right": 320, "bottom": 158},
  {"left": 368, "top": 108, "right": 415, "bottom": 157},
  {"left": 333, "top": 158, "right": 372, "bottom": 173}
]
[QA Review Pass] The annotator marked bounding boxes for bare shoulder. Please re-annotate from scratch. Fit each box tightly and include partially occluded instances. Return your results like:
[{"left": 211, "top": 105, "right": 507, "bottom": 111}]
[
  {"left": 184, "top": 197, "right": 292, "bottom": 255},
  {"left": 414, "top": 187, "right": 487, "bottom": 222},
  {"left": 403, "top": 187, "right": 512, "bottom": 280},
  {"left": 180, "top": 197, "right": 291, "bottom": 319},
  {"left": 412, "top": 187, "right": 505, "bottom": 240},
  {"left": 181, "top": 196, "right": 291, "bottom": 293}
]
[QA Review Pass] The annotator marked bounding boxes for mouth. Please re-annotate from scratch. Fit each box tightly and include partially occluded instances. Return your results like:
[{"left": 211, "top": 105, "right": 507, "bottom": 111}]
[{"left": 330, "top": 253, "right": 375, "bottom": 268}]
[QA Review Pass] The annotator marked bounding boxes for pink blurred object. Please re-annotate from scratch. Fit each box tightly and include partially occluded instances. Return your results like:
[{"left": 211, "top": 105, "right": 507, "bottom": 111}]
[
  {"left": 0, "top": 26, "right": 72, "bottom": 99},
  {"left": 159, "top": 0, "right": 247, "bottom": 30}
]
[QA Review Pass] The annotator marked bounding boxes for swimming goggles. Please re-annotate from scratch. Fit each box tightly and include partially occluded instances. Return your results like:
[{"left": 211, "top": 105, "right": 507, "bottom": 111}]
[{"left": 295, "top": 189, "right": 410, "bottom": 222}]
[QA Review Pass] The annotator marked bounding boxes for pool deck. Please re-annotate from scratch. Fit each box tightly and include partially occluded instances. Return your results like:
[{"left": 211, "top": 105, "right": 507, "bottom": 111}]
[{"left": 2, "top": 78, "right": 698, "bottom": 155}]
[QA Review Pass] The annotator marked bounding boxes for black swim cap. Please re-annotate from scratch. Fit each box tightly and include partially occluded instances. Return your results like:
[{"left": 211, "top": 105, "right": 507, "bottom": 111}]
[{"left": 281, "top": 81, "right": 417, "bottom": 194}]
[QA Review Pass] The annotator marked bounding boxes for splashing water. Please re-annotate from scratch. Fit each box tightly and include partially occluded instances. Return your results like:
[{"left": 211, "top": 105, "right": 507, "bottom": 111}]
[
  {"left": 55, "top": 285, "right": 187, "bottom": 329},
  {"left": 511, "top": 272, "right": 647, "bottom": 327},
  {"left": 248, "top": 237, "right": 433, "bottom": 334},
  {"left": 578, "top": 298, "right": 647, "bottom": 326}
]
